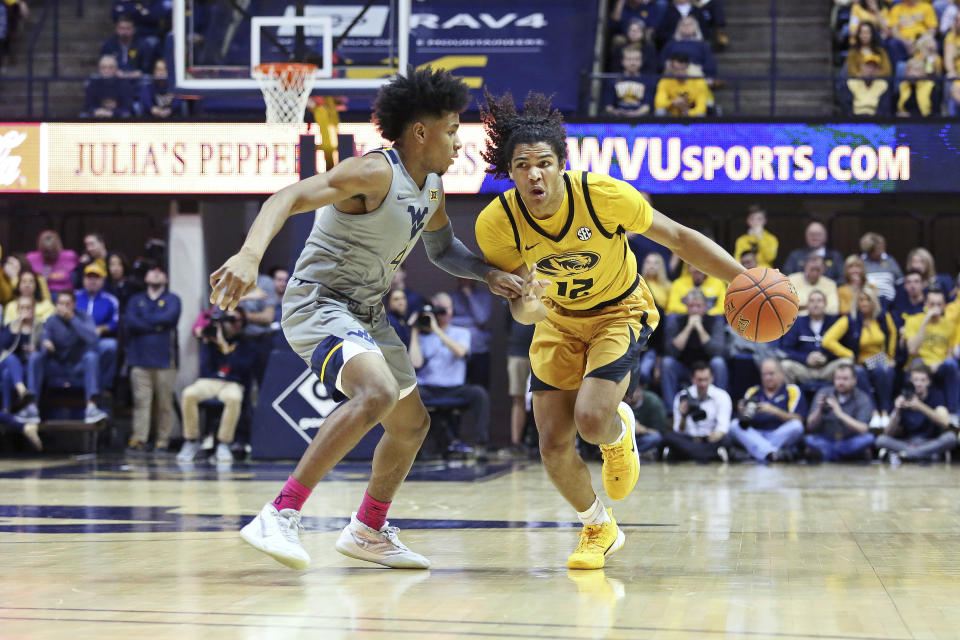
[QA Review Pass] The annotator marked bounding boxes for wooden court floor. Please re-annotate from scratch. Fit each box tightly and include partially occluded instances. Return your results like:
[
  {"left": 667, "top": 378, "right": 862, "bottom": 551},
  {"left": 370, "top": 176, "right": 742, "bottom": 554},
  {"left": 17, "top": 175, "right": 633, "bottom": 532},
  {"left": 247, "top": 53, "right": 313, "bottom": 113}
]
[{"left": 2, "top": 457, "right": 960, "bottom": 640}]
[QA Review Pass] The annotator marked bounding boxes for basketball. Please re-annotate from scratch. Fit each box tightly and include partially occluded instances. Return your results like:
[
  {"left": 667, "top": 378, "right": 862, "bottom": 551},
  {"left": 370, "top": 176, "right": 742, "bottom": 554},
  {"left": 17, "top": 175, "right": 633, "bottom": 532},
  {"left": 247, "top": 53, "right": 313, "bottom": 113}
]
[{"left": 724, "top": 267, "right": 800, "bottom": 343}]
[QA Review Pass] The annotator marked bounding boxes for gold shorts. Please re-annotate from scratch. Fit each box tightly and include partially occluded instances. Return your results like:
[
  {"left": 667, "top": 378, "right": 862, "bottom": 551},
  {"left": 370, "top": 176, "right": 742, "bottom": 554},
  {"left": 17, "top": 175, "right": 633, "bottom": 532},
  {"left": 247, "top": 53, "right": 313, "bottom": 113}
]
[{"left": 530, "top": 286, "right": 659, "bottom": 392}]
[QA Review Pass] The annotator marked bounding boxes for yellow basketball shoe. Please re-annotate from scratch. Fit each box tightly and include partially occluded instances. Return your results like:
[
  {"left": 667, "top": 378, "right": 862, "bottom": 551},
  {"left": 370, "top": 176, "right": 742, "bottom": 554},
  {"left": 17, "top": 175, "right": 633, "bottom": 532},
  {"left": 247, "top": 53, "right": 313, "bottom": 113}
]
[
  {"left": 598, "top": 402, "right": 640, "bottom": 501},
  {"left": 567, "top": 509, "right": 625, "bottom": 570}
]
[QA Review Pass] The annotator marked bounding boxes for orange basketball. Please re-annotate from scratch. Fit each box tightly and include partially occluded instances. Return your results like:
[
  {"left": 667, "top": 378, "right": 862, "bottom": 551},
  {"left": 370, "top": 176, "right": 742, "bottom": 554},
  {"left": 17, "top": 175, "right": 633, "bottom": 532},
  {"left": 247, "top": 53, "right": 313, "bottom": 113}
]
[{"left": 724, "top": 267, "right": 800, "bottom": 343}]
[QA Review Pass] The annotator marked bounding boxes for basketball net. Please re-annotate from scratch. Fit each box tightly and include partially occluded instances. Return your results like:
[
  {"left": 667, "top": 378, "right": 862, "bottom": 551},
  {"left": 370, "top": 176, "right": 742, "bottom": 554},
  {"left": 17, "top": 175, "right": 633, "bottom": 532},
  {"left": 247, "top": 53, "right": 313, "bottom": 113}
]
[{"left": 252, "top": 62, "right": 318, "bottom": 124}]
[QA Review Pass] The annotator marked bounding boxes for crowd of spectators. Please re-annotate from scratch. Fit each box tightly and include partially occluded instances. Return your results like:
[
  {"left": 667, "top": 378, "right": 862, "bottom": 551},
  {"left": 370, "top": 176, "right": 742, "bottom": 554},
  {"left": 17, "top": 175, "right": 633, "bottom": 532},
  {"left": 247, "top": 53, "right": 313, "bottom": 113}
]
[
  {"left": 603, "top": 0, "right": 727, "bottom": 118},
  {"left": 834, "top": 0, "right": 960, "bottom": 116},
  {"left": 620, "top": 197, "right": 960, "bottom": 465}
]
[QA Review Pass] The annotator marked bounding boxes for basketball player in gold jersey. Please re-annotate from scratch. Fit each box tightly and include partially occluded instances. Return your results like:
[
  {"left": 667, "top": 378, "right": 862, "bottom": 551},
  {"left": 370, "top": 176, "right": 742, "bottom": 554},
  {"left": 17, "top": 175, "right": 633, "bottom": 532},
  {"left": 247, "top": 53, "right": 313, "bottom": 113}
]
[{"left": 475, "top": 92, "right": 744, "bottom": 569}]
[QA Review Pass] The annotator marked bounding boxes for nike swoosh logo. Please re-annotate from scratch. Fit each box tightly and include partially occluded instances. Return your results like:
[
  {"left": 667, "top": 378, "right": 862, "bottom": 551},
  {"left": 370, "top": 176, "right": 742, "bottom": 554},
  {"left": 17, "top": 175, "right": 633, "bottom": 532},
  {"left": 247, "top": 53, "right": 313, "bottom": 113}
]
[
  {"left": 524, "top": 243, "right": 540, "bottom": 250},
  {"left": 397, "top": 194, "right": 413, "bottom": 200}
]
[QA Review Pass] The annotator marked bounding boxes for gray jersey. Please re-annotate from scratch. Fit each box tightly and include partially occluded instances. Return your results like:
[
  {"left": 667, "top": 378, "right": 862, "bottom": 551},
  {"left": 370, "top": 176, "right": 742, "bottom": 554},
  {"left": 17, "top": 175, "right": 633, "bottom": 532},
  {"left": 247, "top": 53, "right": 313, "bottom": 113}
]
[{"left": 291, "top": 148, "right": 443, "bottom": 306}]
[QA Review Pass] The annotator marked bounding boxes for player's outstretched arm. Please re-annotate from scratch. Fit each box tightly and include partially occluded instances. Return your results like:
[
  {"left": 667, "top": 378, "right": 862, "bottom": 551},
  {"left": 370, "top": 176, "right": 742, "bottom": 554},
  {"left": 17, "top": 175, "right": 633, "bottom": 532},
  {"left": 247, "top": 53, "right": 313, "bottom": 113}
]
[
  {"left": 422, "top": 199, "right": 523, "bottom": 299},
  {"left": 508, "top": 265, "right": 552, "bottom": 325},
  {"left": 644, "top": 209, "right": 745, "bottom": 283},
  {"left": 209, "top": 155, "right": 391, "bottom": 310}
]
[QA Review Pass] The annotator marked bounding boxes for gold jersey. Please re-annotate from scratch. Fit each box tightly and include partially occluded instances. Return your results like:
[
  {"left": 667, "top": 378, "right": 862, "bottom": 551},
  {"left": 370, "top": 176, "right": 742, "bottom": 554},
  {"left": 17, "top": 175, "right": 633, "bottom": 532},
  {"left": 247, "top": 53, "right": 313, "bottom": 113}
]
[{"left": 476, "top": 171, "right": 655, "bottom": 312}]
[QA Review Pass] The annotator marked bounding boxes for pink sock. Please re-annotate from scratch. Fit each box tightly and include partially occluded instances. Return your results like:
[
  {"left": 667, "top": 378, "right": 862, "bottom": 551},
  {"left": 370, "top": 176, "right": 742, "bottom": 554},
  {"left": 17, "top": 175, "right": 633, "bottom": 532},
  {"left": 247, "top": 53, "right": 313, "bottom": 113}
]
[
  {"left": 273, "top": 476, "right": 312, "bottom": 512},
  {"left": 356, "top": 490, "right": 391, "bottom": 531}
]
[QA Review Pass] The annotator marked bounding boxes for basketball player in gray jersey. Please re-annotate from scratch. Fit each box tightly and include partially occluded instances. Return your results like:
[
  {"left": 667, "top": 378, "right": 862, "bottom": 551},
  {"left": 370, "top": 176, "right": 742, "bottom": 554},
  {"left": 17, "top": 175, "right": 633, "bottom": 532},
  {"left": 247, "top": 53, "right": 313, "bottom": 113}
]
[{"left": 210, "top": 68, "right": 523, "bottom": 570}]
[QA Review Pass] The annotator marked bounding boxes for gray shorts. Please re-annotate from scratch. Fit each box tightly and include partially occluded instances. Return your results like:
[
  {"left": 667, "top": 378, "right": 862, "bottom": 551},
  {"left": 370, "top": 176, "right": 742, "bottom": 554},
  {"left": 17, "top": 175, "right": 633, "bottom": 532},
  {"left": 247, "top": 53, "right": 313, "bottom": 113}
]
[{"left": 281, "top": 277, "right": 417, "bottom": 399}]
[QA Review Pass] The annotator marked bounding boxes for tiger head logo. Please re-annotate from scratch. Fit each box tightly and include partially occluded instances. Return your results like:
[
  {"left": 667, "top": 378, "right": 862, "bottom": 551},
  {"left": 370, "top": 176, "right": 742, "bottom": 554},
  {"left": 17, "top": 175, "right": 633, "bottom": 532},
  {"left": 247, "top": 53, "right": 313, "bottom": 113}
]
[
  {"left": 536, "top": 251, "right": 601, "bottom": 277},
  {"left": 736, "top": 315, "right": 751, "bottom": 334}
]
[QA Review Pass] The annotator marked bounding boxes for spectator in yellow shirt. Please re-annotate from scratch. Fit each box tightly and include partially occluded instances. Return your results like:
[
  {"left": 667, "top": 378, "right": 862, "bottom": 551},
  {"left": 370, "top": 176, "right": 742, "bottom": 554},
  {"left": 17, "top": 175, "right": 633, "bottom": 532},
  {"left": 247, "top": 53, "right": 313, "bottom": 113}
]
[
  {"left": 666, "top": 264, "right": 726, "bottom": 315},
  {"left": 733, "top": 204, "right": 778, "bottom": 267},
  {"left": 788, "top": 254, "right": 840, "bottom": 316},
  {"left": 823, "top": 288, "right": 898, "bottom": 425},
  {"left": 640, "top": 252, "right": 672, "bottom": 309},
  {"left": 945, "top": 13, "right": 960, "bottom": 116},
  {"left": 901, "top": 288, "right": 960, "bottom": 415},
  {"left": 887, "top": 0, "right": 937, "bottom": 46},
  {"left": 654, "top": 52, "right": 711, "bottom": 117}
]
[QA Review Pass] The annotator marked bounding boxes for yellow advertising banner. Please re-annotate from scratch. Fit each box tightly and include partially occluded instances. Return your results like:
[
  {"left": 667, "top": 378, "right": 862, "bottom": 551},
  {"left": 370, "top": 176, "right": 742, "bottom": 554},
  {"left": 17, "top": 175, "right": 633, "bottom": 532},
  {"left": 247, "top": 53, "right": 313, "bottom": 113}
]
[{"left": 0, "top": 124, "right": 43, "bottom": 192}]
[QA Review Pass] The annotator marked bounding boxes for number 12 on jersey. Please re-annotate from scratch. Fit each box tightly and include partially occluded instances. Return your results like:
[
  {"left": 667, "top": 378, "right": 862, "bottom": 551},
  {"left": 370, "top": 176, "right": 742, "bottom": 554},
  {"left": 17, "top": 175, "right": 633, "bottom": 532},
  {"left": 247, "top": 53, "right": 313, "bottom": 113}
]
[{"left": 555, "top": 278, "right": 594, "bottom": 299}]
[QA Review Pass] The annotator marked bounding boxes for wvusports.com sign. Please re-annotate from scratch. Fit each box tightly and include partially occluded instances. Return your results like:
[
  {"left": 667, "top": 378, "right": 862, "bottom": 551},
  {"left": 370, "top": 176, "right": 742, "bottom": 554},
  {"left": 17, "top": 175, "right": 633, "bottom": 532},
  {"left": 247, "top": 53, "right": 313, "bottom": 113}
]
[{"left": 1, "top": 121, "right": 957, "bottom": 194}]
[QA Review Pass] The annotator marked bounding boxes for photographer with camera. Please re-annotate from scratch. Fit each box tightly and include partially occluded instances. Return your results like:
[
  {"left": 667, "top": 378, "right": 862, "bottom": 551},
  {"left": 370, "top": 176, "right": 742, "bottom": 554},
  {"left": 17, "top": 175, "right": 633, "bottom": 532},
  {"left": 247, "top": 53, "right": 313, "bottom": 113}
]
[
  {"left": 661, "top": 361, "right": 732, "bottom": 462},
  {"left": 803, "top": 363, "right": 875, "bottom": 462},
  {"left": 660, "top": 288, "right": 729, "bottom": 406},
  {"left": 409, "top": 292, "right": 490, "bottom": 458},
  {"left": 876, "top": 363, "right": 956, "bottom": 464},
  {"left": 729, "top": 358, "right": 806, "bottom": 462},
  {"left": 177, "top": 308, "right": 254, "bottom": 464}
]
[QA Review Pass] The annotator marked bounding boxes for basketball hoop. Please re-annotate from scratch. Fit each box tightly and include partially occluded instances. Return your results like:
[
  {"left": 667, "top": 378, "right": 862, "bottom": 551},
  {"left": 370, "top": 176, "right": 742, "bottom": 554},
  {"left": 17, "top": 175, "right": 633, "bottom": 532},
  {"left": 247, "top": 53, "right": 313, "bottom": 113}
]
[{"left": 252, "top": 62, "right": 318, "bottom": 124}]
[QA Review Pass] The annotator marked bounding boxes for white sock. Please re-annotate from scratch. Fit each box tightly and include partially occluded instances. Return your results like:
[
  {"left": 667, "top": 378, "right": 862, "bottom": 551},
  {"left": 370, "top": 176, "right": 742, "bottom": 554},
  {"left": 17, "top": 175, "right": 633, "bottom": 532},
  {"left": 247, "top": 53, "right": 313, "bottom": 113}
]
[
  {"left": 577, "top": 497, "right": 612, "bottom": 526},
  {"left": 606, "top": 413, "right": 627, "bottom": 446}
]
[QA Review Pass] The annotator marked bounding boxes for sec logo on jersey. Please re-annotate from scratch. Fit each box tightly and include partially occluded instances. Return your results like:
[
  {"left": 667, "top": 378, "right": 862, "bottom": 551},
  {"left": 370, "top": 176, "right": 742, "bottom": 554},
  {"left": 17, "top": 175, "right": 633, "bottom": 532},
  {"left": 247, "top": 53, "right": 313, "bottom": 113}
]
[{"left": 577, "top": 226, "right": 592, "bottom": 241}]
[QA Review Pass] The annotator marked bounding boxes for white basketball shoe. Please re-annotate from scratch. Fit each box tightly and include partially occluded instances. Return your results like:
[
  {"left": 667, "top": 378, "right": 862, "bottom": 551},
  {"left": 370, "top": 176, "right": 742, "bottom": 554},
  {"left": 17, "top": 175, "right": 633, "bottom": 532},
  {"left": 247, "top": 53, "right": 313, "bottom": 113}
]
[
  {"left": 240, "top": 503, "right": 311, "bottom": 570},
  {"left": 335, "top": 512, "right": 430, "bottom": 569}
]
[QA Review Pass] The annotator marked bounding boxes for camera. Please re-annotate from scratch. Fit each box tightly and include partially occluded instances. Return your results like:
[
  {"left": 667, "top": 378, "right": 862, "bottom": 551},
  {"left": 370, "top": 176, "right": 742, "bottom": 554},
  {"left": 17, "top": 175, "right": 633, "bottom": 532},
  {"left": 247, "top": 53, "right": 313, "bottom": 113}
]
[
  {"left": 201, "top": 310, "right": 237, "bottom": 339},
  {"left": 740, "top": 400, "right": 760, "bottom": 426},
  {"left": 679, "top": 390, "right": 708, "bottom": 422},
  {"left": 415, "top": 304, "right": 447, "bottom": 332},
  {"left": 900, "top": 380, "right": 916, "bottom": 401}
]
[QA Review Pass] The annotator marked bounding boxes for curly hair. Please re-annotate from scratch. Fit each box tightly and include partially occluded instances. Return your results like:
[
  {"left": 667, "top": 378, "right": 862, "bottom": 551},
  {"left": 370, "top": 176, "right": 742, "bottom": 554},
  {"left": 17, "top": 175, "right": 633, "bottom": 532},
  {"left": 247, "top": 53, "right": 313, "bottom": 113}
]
[
  {"left": 371, "top": 67, "right": 470, "bottom": 142},
  {"left": 480, "top": 90, "right": 567, "bottom": 179}
]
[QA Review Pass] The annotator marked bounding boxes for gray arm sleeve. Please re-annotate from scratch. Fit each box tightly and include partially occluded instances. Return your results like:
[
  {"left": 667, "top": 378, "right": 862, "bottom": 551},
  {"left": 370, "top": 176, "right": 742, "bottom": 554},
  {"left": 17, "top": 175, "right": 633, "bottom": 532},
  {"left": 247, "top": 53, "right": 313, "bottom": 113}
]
[{"left": 422, "top": 222, "right": 496, "bottom": 281}]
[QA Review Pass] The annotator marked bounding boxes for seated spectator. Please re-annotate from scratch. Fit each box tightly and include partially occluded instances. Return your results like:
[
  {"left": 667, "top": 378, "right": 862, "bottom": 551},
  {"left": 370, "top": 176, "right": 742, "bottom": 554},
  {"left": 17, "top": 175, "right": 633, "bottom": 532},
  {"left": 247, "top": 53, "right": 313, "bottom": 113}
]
[
  {"left": 845, "top": 54, "right": 893, "bottom": 115},
  {"left": 640, "top": 252, "right": 672, "bottom": 309},
  {"left": 803, "top": 363, "right": 876, "bottom": 462},
  {"left": 610, "top": 0, "right": 666, "bottom": 47},
  {"left": 71, "top": 232, "right": 109, "bottom": 289},
  {"left": 860, "top": 231, "right": 903, "bottom": 305},
  {"left": 112, "top": 0, "right": 166, "bottom": 50},
  {"left": 782, "top": 221, "right": 845, "bottom": 282},
  {"left": 26, "top": 230, "right": 77, "bottom": 294},
  {"left": 891, "top": 270, "right": 928, "bottom": 327},
  {"left": 390, "top": 264, "right": 424, "bottom": 315},
  {"left": 847, "top": 22, "right": 893, "bottom": 77},
  {"left": 877, "top": 363, "right": 957, "bottom": 463},
  {"left": 104, "top": 252, "right": 141, "bottom": 314},
  {"left": 666, "top": 264, "right": 725, "bottom": 315},
  {"left": 385, "top": 288, "right": 411, "bottom": 348},
  {"left": 848, "top": 0, "right": 889, "bottom": 46},
  {"left": 739, "top": 249, "right": 758, "bottom": 271},
  {"left": 124, "top": 267, "right": 180, "bottom": 455},
  {"left": 729, "top": 358, "right": 807, "bottom": 462},
  {"left": 0, "top": 251, "right": 15, "bottom": 306},
  {"left": 140, "top": 58, "right": 184, "bottom": 119},
  {"left": 946, "top": 11, "right": 960, "bottom": 115},
  {"left": 3, "top": 253, "right": 53, "bottom": 303},
  {"left": 626, "top": 380, "right": 667, "bottom": 455},
  {"left": 887, "top": 0, "right": 937, "bottom": 48},
  {"left": 83, "top": 55, "right": 133, "bottom": 119},
  {"left": 506, "top": 314, "right": 536, "bottom": 456},
  {"left": 660, "top": 289, "right": 728, "bottom": 405},
  {"left": 897, "top": 56, "right": 940, "bottom": 116},
  {"left": 656, "top": 0, "right": 710, "bottom": 48},
  {"left": 33, "top": 291, "right": 108, "bottom": 423},
  {"left": 659, "top": 16, "right": 717, "bottom": 78},
  {"left": 266, "top": 265, "right": 288, "bottom": 347},
  {"left": 610, "top": 19, "right": 659, "bottom": 74},
  {"left": 654, "top": 52, "right": 711, "bottom": 117},
  {"left": 177, "top": 310, "right": 253, "bottom": 464},
  {"left": 733, "top": 204, "right": 779, "bottom": 268},
  {"left": 1, "top": 296, "right": 43, "bottom": 422},
  {"left": 904, "top": 247, "right": 954, "bottom": 298},
  {"left": 604, "top": 44, "right": 657, "bottom": 118},
  {"left": 699, "top": 0, "right": 727, "bottom": 48},
  {"left": 100, "top": 15, "right": 151, "bottom": 77},
  {"left": 410, "top": 293, "right": 490, "bottom": 457},
  {"left": 451, "top": 277, "right": 494, "bottom": 388},
  {"left": 237, "top": 285, "right": 275, "bottom": 387},
  {"left": 823, "top": 288, "right": 898, "bottom": 425},
  {"left": 902, "top": 288, "right": 960, "bottom": 415},
  {"left": 662, "top": 361, "right": 733, "bottom": 462},
  {"left": 837, "top": 254, "right": 880, "bottom": 315},
  {"left": 75, "top": 263, "right": 120, "bottom": 391},
  {"left": 779, "top": 290, "right": 849, "bottom": 384},
  {"left": 4, "top": 269, "right": 54, "bottom": 324},
  {"left": 789, "top": 254, "right": 840, "bottom": 316}
]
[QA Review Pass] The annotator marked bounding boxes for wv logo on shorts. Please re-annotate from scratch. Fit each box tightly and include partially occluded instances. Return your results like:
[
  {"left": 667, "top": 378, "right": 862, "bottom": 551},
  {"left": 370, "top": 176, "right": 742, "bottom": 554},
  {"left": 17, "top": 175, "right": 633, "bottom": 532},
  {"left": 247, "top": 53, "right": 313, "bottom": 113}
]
[
  {"left": 347, "top": 329, "right": 375, "bottom": 344},
  {"left": 408, "top": 205, "right": 429, "bottom": 239},
  {"left": 536, "top": 251, "right": 601, "bottom": 277}
]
